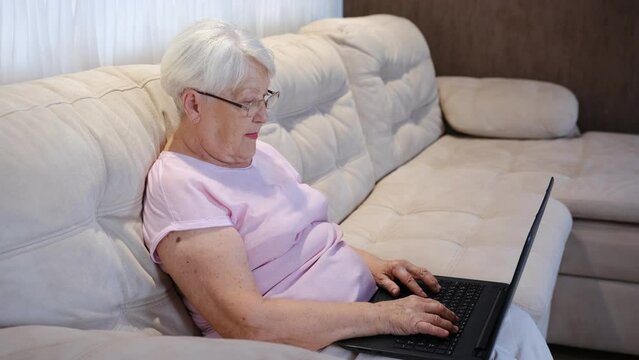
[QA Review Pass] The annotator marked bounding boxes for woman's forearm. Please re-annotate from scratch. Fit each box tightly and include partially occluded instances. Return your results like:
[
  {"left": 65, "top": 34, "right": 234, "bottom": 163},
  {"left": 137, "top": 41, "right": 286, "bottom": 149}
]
[
  {"left": 225, "top": 297, "right": 385, "bottom": 350},
  {"left": 226, "top": 292, "right": 457, "bottom": 350},
  {"left": 350, "top": 246, "right": 383, "bottom": 270}
]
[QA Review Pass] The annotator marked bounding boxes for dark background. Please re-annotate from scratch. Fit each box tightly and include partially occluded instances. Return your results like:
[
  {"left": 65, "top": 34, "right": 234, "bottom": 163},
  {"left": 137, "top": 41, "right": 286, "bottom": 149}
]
[{"left": 344, "top": 0, "right": 639, "bottom": 134}]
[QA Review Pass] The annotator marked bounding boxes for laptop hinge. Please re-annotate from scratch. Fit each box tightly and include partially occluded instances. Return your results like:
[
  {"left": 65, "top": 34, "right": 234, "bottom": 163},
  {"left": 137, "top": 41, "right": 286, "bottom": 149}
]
[{"left": 475, "top": 288, "right": 505, "bottom": 351}]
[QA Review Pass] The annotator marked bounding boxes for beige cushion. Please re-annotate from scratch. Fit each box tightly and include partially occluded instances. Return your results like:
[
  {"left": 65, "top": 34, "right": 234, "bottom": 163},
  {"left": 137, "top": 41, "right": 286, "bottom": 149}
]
[
  {"left": 438, "top": 77, "right": 579, "bottom": 139},
  {"left": 0, "top": 325, "right": 332, "bottom": 360},
  {"left": 340, "top": 147, "right": 573, "bottom": 334},
  {"left": 301, "top": 15, "right": 444, "bottom": 181},
  {"left": 0, "top": 65, "right": 196, "bottom": 335},
  {"left": 421, "top": 133, "right": 639, "bottom": 224},
  {"left": 260, "top": 33, "right": 375, "bottom": 223}
]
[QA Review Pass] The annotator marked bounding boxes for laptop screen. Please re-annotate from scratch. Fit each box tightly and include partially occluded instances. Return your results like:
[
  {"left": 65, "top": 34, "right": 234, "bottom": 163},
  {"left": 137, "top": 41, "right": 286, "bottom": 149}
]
[{"left": 481, "top": 177, "right": 554, "bottom": 353}]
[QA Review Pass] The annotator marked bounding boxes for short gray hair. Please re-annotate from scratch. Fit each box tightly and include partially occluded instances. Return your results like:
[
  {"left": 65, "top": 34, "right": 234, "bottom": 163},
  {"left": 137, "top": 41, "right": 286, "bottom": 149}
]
[{"left": 161, "top": 20, "right": 275, "bottom": 113}]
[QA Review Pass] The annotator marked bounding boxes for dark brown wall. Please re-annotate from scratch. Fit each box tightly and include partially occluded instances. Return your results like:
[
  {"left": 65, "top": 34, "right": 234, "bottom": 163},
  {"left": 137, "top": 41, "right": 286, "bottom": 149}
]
[{"left": 344, "top": 0, "right": 639, "bottom": 134}]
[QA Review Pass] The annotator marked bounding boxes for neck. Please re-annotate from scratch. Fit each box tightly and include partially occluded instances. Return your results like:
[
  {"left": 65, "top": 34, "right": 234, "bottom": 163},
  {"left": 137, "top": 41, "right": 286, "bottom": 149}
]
[{"left": 168, "top": 124, "right": 252, "bottom": 169}]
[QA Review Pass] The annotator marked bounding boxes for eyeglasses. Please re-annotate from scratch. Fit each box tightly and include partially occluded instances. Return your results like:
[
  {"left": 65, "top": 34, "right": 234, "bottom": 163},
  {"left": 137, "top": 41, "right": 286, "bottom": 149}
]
[{"left": 194, "top": 88, "right": 280, "bottom": 117}]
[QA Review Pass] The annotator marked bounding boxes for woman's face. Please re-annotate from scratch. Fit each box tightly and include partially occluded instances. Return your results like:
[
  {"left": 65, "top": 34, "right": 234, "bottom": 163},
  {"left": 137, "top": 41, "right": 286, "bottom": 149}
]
[{"left": 196, "top": 61, "right": 270, "bottom": 168}]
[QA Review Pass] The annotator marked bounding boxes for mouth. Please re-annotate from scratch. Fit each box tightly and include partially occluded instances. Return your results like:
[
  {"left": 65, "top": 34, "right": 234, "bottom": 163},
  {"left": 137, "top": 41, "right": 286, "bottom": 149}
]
[{"left": 245, "top": 132, "right": 259, "bottom": 140}]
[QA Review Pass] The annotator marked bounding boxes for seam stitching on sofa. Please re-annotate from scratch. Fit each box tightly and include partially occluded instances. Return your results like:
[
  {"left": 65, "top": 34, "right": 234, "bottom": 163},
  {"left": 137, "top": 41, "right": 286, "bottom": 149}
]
[
  {"left": 122, "top": 289, "right": 174, "bottom": 311},
  {"left": 445, "top": 248, "right": 464, "bottom": 274},
  {"left": 557, "top": 273, "right": 639, "bottom": 285},
  {"left": 96, "top": 196, "right": 143, "bottom": 216},
  {"left": 0, "top": 337, "right": 108, "bottom": 360},
  {"left": 0, "top": 195, "right": 141, "bottom": 259},
  {"left": 0, "top": 76, "right": 160, "bottom": 118},
  {"left": 0, "top": 216, "right": 94, "bottom": 259}
]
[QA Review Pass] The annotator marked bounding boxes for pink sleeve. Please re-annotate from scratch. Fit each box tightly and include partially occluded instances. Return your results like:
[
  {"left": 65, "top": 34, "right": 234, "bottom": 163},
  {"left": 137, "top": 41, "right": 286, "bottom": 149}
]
[{"left": 142, "top": 160, "right": 233, "bottom": 264}]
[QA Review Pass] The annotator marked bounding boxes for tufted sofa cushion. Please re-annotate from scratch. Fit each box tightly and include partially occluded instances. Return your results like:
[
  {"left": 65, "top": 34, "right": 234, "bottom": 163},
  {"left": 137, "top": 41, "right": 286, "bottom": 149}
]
[
  {"left": 338, "top": 129, "right": 639, "bottom": 334},
  {"left": 260, "top": 33, "right": 375, "bottom": 223},
  {"left": 339, "top": 138, "right": 574, "bottom": 334},
  {"left": 0, "top": 65, "right": 197, "bottom": 335},
  {"left": 301, "top": 15, "right": 444, "bottom": 181},
  {"left": 424, "top": 133, "right": 639, "bottom": 224}
]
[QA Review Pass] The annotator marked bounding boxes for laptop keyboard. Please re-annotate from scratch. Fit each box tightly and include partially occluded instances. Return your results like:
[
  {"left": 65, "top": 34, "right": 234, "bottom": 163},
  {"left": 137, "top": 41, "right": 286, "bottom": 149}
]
[{"left": 393, "top": 279, "right": 484, "bottom": 355}]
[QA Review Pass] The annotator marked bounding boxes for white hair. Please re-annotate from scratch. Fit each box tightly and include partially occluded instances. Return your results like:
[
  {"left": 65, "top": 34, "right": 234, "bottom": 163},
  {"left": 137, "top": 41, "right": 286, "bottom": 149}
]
[{"left": 160, "top": 20, "right": 275, "bottom": 114}]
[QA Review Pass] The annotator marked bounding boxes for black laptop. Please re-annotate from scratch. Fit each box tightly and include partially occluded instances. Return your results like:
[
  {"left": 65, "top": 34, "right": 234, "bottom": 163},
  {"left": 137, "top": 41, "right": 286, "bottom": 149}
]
[{"left": 338, "top": 177, "right": 554, "bottom": 360}]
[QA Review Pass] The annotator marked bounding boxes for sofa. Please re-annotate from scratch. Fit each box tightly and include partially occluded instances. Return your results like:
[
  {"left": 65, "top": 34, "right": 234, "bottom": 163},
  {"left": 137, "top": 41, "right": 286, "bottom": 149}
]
[{"left": 0, "top": 14, "right": 637, "bottom": 359}]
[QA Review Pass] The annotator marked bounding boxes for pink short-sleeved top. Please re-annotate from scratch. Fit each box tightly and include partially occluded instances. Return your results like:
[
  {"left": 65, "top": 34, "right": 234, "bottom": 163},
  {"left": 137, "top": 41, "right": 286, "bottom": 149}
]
[{"left": 142, "top": 140, "right": 377, "bottom": 337}]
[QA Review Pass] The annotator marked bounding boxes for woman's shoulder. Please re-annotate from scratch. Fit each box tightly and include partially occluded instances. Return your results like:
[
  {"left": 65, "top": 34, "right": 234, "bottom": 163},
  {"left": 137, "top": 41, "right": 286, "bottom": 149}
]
[
  {"left": 146, "top": 151, "right": 210, "bottom": 190},
  {"left": 150, "top": 151, "right": 196, "bottom": 174}
]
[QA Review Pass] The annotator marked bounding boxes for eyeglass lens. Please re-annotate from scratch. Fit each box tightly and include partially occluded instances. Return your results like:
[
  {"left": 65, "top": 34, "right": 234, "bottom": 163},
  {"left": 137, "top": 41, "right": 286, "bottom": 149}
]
[{"left": 247, "top": 91, "right": 279, "bottom": 117}]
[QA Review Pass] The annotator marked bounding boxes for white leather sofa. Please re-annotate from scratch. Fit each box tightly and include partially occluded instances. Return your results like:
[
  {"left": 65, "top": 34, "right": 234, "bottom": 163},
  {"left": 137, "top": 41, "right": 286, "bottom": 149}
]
[{"left": 1, "top": 14, "right": 637, "bottom": 359}]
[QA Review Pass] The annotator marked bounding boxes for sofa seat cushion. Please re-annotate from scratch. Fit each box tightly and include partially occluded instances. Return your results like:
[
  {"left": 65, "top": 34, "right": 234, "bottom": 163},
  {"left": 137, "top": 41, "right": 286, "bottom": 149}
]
[
  {"left": 559, "top": 220, "right": 639, "bottom": 283},
  {"left": 340, "top": 156, "right": 573, "bottom": 331},
  {"left": 0, "top": 325, "right": 332, "bottom": 360},
  {"left": 420, "top": 133, "right": 639, "bottom": 224}
]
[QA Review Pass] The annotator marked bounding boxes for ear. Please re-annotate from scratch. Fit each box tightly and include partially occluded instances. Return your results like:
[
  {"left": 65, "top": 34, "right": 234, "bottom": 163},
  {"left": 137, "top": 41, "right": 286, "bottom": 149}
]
[{"left": 181, "top": 89, "right": 202, "bottom": 124}]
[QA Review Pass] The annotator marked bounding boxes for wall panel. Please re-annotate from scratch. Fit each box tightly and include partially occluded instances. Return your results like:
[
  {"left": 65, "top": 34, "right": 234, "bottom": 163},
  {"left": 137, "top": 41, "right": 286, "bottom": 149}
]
[{"left": 345, "top": 0, "right": 639, "bottom": 134}]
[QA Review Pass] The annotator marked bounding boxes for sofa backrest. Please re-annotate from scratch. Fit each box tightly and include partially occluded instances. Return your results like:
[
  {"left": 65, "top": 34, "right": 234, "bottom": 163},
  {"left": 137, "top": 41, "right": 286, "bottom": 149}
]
[
  {"left": 301, "top": 15, "right": 444, "bottom": 181},
  {"left": 0, "top": 32, "right": 377, "bottom": 334},
  {"left": 0, "top": 65, "right": 198, "bottom": 335},
  {"left": 260, "top": 33, "right": 375, "bottom": 223}
]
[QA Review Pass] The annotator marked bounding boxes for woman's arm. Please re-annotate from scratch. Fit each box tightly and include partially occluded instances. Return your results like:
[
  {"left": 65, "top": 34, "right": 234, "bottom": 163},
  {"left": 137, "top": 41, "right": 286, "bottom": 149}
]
[{"left": 157, "top": 227, "right": 458, "bottom": 350}]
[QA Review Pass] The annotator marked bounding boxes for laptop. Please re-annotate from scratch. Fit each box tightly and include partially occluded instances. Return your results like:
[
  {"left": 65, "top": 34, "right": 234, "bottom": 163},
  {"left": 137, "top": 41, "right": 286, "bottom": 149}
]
[{"left": 338, "top": 177, "right": 555, "bottom": 360}]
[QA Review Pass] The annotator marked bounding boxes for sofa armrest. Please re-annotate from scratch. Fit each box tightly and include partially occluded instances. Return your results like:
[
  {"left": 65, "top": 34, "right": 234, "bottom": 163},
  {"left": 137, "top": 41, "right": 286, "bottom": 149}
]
[
  {"left": 437, "top": 76, "right": 579, "bottom": 139},
  {"left": 0, "top": 325, "right": 332, "bottom": 360}
]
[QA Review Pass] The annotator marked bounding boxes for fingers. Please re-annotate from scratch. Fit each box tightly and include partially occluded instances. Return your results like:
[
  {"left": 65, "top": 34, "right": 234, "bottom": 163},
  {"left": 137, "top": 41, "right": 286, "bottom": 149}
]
[
  {"left": 391, "top": 266, "right": 427, "bottom": 297},
  {"left": 406, "top": 263, "right": 440, "bottom": 293},
  {"left": 416, "top": 314, "right": 458, "bottom": 337},
  {"left": 377, "top": 275, "right": 402, "bottom": 297},
  {"left": 416, "top": 299, "right": 459, "bottom": 336},
  {"left": 404, "top": 296, "right": 459, "bottom": 336},
  {"left": 421, "top": 297, "right": 459, "bottom": 324},
  {"left": 377, "top": 259, "right": 439, "bottom": 297},
  {"left": 383, "top": 296, "right": 460, "bottom": 338},
  {"left": 392, "top": 261, "right": 441, "bottom": 296}
]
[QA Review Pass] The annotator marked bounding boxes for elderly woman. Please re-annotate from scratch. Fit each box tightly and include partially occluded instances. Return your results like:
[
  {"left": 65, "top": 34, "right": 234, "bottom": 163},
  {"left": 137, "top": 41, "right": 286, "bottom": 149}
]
[{"left": 142, "top": 20, "right": 552, "bottom": 359}]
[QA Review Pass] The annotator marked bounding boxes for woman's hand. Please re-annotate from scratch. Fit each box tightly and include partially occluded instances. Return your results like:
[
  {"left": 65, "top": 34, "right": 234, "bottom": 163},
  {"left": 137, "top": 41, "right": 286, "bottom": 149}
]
[
  {"left": 376, "top": 295, "right": 459, "bottom": 337},
  {"left": 352, "top": 247, "right": 440, "bottom": 297}
]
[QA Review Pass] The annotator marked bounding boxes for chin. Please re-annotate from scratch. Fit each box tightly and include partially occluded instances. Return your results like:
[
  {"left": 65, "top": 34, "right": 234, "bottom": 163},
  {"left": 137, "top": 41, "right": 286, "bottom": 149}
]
[{"left": 238, "top": 147, "right": 257, "bottom": 165}]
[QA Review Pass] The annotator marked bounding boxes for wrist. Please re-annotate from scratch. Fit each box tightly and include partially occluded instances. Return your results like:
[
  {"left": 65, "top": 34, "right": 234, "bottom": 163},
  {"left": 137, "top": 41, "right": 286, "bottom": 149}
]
[{"left": 370, "top": 302, "right": 390, "bottom": 335}]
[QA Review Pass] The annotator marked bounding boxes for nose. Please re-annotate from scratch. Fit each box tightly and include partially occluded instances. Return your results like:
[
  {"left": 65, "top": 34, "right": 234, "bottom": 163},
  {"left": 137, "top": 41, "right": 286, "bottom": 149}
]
[{"left": 252, "top": 104, "right": 268, "bottom": 124}]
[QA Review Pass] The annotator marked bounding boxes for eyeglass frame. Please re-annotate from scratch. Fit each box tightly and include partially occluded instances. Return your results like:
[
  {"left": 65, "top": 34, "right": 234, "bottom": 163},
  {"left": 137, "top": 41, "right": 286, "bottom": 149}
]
[{"left": 193, "top": 88, "right": 279, "bottom": 117}]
